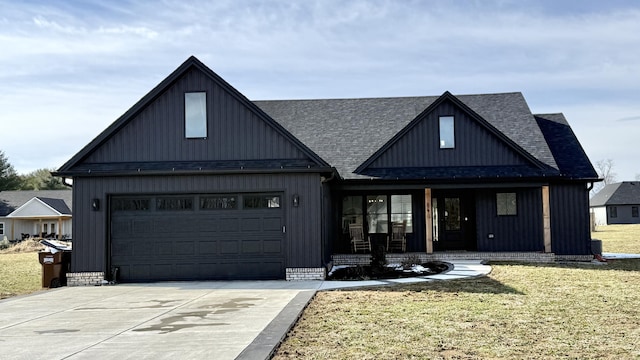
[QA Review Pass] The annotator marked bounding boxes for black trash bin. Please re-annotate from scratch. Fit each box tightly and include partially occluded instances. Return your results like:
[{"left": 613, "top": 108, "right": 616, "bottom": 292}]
[{"left": 38, "top": 251, "right": 71, "bottom": 288}]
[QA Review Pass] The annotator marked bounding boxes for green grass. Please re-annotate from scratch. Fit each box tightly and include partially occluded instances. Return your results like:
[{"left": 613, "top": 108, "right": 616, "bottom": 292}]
[
  {"left": 274, "top": 226, "right": 640, "bottom": 359},
  {"left": 0, "top": 252, "right": 42, "bottom": 299}
]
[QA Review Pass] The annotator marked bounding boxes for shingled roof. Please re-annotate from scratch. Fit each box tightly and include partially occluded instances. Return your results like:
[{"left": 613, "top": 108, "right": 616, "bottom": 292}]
[
  {"left": 255, "top": 92, "right": 568, "bottom": 180},
  {"left": 0, "top": 190, "right": 72, "bottom": 217},
  {"left": 590, "top": 182, "right": 640, "bottom": 206}
]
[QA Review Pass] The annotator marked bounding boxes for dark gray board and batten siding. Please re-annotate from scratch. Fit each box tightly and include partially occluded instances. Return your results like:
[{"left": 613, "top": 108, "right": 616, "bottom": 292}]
[
  {"left": 550, "top": 183, "right": 592, "bottom": 255},
  {"left": 84, "top": 68, "right": 309, "bottom": 165},
  {"left": 71, "top": 172, "right": 324, "bottom": 275},
  {"left": 367, "top": 100, "right": 531, "bottom": 169}
]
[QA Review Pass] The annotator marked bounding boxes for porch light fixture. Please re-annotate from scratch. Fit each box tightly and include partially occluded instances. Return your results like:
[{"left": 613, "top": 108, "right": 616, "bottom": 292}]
[
  {"left": 292, "top": 194, "right": 300, "bottom": 207},
  {"left": 92, "top": 199, "right": 100, "bottom": 211}
]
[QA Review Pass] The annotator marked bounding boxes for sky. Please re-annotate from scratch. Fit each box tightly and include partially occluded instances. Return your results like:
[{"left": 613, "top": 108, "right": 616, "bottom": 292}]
[{"left": 1, "top": 0, "right": 639, "bottom": 181}]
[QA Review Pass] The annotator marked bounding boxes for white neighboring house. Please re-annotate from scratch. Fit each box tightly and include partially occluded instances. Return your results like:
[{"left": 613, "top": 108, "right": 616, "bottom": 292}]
[
  {"left": 590, "top": 182, "right": 640, "bottom": 226},
  {"left": 0, "top": 190, "right": 72, "bottom": 241}
]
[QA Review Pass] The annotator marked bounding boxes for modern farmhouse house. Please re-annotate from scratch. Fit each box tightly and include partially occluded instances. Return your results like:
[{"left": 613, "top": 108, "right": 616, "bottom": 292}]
[{"left": 55, "top": 56, "right": 599, "bottom": 285}]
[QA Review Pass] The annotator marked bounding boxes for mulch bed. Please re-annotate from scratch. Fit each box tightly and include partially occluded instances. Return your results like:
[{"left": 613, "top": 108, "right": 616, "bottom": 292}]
[{"left": 327, "top": 261, "right": 451, "bottom": 281}]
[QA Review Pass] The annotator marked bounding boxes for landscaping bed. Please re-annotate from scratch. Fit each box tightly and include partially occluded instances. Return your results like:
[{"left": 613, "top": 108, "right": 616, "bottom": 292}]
[{"left": 327, "top": 261, "right": 451, "bottom": 280}]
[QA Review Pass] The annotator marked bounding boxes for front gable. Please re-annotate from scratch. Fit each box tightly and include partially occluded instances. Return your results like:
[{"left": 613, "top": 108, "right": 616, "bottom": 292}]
[
  {"left": 356, "top": 92, "right": 550, "bottom": 179},
  {"left": 7, "top": 197, "right": 66, "bottom": 218},
  {"left": 57, "top": 57, "right": 329, "bottom": 176}
]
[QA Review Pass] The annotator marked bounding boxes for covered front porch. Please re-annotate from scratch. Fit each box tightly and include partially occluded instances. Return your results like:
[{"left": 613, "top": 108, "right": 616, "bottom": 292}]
[{"left": 333, "top": 184, "right": 554, "bottom": 258}]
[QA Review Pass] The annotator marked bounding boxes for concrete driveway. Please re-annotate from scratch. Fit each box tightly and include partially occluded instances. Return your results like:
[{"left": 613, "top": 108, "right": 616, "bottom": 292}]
[
  {"left": 0, "top": 261, "right": 491, "bottom": 359},
  {"left": 0, "top": 281, "right": 319, "bottom": 360}
]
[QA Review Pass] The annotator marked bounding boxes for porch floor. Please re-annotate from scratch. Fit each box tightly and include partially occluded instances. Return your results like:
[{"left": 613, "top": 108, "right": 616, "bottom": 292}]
[{"left": 332, "top": 251, "right": 593, "bottom": 266}]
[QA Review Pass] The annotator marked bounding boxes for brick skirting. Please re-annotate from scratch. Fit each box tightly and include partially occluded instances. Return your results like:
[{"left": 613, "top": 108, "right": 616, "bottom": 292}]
[
  {"left": 286, "top": 267, "right": 326, "bottom": 281},
  {"left": 67, "top": 272, "right": 105, "bottom": 286},
  {"left": 332, "top": 252, "right": 594, "bottom": 265}
]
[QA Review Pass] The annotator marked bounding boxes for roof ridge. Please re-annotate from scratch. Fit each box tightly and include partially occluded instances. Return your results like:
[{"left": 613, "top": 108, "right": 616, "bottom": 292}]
[{"left": 253, "top": 92, "right": 523, "bottom": 103}]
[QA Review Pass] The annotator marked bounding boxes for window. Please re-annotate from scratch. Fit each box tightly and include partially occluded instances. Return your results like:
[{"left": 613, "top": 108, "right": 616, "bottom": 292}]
[
  {"left": 342, "top": 196, "right": 363, "bottom": 233},
  {"left": 439, "top": 116, "right": 455, "bottom": 149},
  {"left": 367, "top": 195, "right": 388, "bottom": 234},
  {"left": 244, "top": 195, "right": 281, "bottom": 209},
  {"left": 497, "top": 192, "right": 517, "bottom": 216},
  {"left": 156, "top": 197, "right": 193, "bottom": 211},
  {"left": 185, "top": 92, "right": 207, "bottom": 138},
  {"left": 609, "top": 206, "right": 617, "bottom": 218},
  {"left": 0, "top": 222, "right": 4, "bottom": 236},
  {"left": 112, "top": 198, "right": 151, "bottom": 211},
  {"left": 633, "top": 206, "right": 639, "bottom": 218},
  {"left": 200, "top": 195, "right": 237, "bottom": 210},
  {"left": 391, "top": 195, "right": 413, "bottom": 233}
]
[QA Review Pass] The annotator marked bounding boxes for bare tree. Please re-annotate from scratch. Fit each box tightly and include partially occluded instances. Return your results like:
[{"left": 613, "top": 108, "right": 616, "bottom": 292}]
[{"left": 591, "top": 158, "right": 618, "bottom": 196}]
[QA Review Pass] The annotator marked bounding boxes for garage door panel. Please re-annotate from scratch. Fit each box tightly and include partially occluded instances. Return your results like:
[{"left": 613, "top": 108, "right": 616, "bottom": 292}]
[
  {"left": 262, "top": 217, "right": 282, "bottom": 231},
  {"left": 198, "top": 241, "right": 218, "bottom": 255},
  {"left": 219, "top": 219, "right": 240, "bottom": 232},
  {"left": 219, "top": 239, "right": 240, "bottom": 255},
  {"left": 241, "top": 218, "right": 261, "bottom": 232},
  {"left": 263, "top": 239, "right": 282, "bottom": 254}
]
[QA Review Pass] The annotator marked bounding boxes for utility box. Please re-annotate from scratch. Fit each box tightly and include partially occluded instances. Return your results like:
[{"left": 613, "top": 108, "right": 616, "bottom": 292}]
[{"left": 38, "top": 251, "right": 71, "bottom": 288}]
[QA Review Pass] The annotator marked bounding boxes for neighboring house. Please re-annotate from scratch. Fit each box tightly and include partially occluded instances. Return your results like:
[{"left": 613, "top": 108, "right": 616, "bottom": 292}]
[
  {"left": 54, "top": 56, "right": 599, "bottom": 284},
  {"left": 0, "top": 190, "right": 73, "bottom": 241},
  {"left": 590, "top": 182, "right": 640, "bottom": 225}
]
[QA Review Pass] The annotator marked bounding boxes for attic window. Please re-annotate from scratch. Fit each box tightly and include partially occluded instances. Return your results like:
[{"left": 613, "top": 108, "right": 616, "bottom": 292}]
[
  {"left": 185, "top": 92, "right": 207, "bottom": 138},
  {"left": 439, "top": 116, "right": 455, "bottom": 149}
]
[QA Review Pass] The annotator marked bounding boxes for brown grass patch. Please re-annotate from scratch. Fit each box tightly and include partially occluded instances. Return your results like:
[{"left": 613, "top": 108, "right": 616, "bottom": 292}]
[
  {"left": 0, "top": 252, "right": 42, "bottom": 299},
  {"left": 275, "top": 227, "right": 640, "bottom": 359},
  {"left": 593, "top": 224, "right": 640, "bottom": 254}
]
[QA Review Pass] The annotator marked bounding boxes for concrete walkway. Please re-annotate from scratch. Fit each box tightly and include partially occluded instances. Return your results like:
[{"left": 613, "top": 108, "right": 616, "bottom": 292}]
[{"left": 0, "top": 261, "right": 490, "bottom": 360}]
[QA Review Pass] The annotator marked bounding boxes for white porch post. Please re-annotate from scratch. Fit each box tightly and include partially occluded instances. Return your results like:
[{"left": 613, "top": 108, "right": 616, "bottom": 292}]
[
  {"left": 425, "top": 188, "right": 433, "bottom": 254},
  {"left": 542, "top": 185, "right": 552, "bottom": 253}
]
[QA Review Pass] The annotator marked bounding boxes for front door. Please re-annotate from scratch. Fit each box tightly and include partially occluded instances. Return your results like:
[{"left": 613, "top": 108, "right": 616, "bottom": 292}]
[{"left": 433, "top": 192, "right": 476, "bottom": 251}]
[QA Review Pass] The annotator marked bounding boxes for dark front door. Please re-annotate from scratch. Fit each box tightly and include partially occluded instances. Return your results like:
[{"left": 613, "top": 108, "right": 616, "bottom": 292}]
[{"left": 433, "top": 192, "right": 476, "bottom": 251}]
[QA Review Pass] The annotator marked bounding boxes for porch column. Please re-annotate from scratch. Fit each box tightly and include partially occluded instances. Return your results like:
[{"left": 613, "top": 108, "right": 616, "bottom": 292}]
[
  {"left": 10, "top": 219, "right": 15, "bottom": 240},
  {"left": 425, "top": 188, "right": 433, "bottom": 254},
  {"left": 542, "top": 185, "right": 552, "bottom": 253}
]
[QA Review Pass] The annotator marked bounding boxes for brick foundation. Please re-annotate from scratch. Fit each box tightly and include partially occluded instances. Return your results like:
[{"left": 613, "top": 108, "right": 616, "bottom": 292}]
[
  {"left": 332, "top": 252, "right": 594, "bottom": 265},
  {"left": 286, "top": 267, "right": 326, "bottom": 281},
  {"left": 66, "top": 272, "right": 105, "bottom": 286}
]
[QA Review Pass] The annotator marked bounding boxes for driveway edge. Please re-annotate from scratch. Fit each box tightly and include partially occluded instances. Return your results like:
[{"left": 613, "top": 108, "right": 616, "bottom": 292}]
[{"left": 235, "top": 289, "right": 317, "bottom": 360}]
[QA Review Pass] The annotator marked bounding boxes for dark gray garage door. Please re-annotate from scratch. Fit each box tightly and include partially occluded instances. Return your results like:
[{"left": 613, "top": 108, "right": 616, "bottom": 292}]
[{"left": 110, "top": 193, "right": 285, "bottom": 282}]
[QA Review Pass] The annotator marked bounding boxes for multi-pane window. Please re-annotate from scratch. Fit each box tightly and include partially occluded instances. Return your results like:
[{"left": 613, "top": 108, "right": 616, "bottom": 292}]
[
  {"left": 342, "top": 196, "right": 363, "bottom": 233},
  {"left": 391, "top": 195, "right": 413, "bottom": 233},
  {"left": 497, "top": 192, "right": 517, "bottom": 216},
  {"left": 200, "top": 196, "right": 237, "bottom": 210},
  {"left": 367, "top": 195, "right": 388, "bottom": 233},
  {"left": 112, "top": 198, "right": 151, "bottom": 211},
  {"left": 632, "top": 206, "right": 639, "bottom": 218},
  {"left": 0, "top": 222, "right": 4, "bottom": 236},
  {"left": 439, "top": 116, "right": 455, "bottom": 149},
  {"left": 156, "top": 197, "right": 193, "bottom": 211},
  {"left": 244, "top": 195, "right": 281, "bottom": 209},
  {"left": 609, "top": 206, "right": 618, "bottom": 218},
  {"left": 185, "top": 92, "right": 207, "bottom": 138}
]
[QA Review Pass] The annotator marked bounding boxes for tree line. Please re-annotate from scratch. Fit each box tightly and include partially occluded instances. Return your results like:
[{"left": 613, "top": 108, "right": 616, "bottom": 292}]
[{"left": 0, "top": 150, "right": 67, "bottom": 191}]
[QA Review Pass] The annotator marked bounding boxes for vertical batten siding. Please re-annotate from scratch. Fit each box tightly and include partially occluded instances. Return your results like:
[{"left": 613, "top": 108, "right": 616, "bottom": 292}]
[
  {"left": 70, "top": 173, "right": 324, "bottom": 273},
  {"left": 550, "top": 183, "right": 591, "bottom": 255},
  {"left": 84, "top": 68, "right": 307, "bottom": 164},
  {"left": 475, "top": 188, "right": 543, "bottom": 252},
  {"left": 370, "top": 101, "right": 529, "bottom": 168}
]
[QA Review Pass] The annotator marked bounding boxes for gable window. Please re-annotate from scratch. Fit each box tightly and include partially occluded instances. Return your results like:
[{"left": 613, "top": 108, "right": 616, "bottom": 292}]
[
  {"left": 185, "top": 92, "right": 207, "bottom": 138},
  {"left": 633, "top": 206, "right": 639, "bottom": 218},
  {"left": 609, "top": 206, "right": 617, "bottom": 218},
  {"left": 439, "top": 116, "right": 455, "bottom": 149},
  {"left": 497, "top": 192, "right": 517, "bottom": 216}
]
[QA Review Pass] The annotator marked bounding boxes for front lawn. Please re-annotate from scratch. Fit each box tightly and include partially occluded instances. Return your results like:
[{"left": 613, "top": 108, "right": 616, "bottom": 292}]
[
  {"left": 594, "top": 224, "right": 640, "bottom": 254},
  {"left": 274, "top": 225, "right": 640, "bottom": 359},
  {"left": 0, "top": 252, "right": 42, "bottom": 300}
]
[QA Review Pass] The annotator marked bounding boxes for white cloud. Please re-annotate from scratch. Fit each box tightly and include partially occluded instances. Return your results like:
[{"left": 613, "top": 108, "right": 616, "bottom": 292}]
[{"left": 0, "top": 0, "right": 638, "bottom": 178}]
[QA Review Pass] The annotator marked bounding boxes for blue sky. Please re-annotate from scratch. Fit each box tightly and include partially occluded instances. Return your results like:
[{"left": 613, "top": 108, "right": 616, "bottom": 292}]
[{"left": 1, "top": 0, "right": 639, "bottom": 181}]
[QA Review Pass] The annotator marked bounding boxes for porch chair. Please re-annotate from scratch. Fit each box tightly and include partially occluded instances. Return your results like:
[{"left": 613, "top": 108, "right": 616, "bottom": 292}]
[
  {"left": 349, "top": 224, "right": 371, "bottom": 253},
  {"left": 387, "top": 222, "right": 406, "bottom": 252}
]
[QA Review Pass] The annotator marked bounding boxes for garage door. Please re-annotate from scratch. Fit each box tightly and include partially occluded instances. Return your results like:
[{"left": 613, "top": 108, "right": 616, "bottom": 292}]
[{"left": 110, "top": 193, "right": 285, "bottom": 282}]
